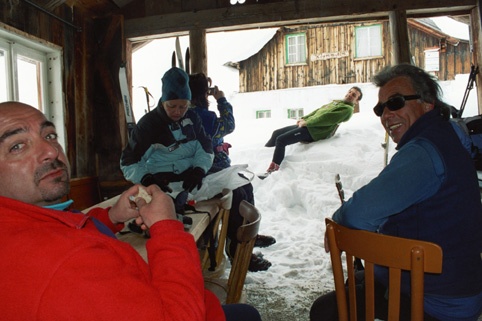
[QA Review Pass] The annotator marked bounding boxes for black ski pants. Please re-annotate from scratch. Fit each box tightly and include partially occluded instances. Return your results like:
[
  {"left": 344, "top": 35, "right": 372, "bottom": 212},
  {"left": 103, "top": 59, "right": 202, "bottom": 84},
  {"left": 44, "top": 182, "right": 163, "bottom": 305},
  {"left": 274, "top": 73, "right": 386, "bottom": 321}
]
[
  {"left": 226, "top": 183, "right": 254, "bottom": 258},
  {"left": 265, "top": 124, "right": 313, "bottom": 165}
]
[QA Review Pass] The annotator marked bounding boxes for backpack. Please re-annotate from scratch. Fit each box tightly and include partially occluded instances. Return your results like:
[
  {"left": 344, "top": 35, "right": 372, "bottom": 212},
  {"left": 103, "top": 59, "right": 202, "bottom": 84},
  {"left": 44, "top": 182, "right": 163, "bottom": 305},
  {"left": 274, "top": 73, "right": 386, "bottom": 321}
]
[{"left": 450, "top": 116, "right": 482, "bottom": 170}]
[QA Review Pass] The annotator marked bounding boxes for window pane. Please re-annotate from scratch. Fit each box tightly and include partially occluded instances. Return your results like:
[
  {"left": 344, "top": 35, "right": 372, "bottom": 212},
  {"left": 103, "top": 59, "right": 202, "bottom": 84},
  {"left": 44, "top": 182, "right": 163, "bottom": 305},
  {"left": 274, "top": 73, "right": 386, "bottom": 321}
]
[
  {"left": 288, "top": 37, "right": 297, "bottom": 63},
  {"left": 369, "top": 26, "right": 382, "bottom": 56},
  {"left": 287, "top": 34, "right": 306, "bottom": 64},
  {"left": 288, "top": 108, "right": 304, "bottom": 119},
  {"left": 356, "top": 28, "right": 369, "bottom": 57},
  {"left": 297, "top": 36, "right": 306, "bottom": 62},
  {"left": 256, "top": 110, "right": 271, "bottom": 119},
  {"left": 16, "top": 55, "right": 42, "bottom": 111},
  {"left": 356, "top": 25, "right": 382, "bottom": 58}
]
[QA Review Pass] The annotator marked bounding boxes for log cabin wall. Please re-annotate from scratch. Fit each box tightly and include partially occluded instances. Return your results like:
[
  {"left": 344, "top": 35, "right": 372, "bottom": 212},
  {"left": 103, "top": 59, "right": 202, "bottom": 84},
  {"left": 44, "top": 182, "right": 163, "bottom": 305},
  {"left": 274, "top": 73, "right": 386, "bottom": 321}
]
[
  {"left": 408, "top": 21, "right": 472, "bottom": 80},
  {"left": 238, "top": 20, "right": 471, "bottom": 93},
  {"left": 1, "top": 2, "right": 130, "bottom": 199}
]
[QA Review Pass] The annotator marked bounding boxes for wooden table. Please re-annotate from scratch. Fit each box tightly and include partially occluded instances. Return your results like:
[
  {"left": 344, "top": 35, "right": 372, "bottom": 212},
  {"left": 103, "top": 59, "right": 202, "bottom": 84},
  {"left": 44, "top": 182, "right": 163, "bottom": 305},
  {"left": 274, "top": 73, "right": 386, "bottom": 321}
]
[
  {"left": 116, "top": 211, "right": 214, "bottom": 261},
  {"left": 82, "top": 194, "right": 218, "bottom": 262}
]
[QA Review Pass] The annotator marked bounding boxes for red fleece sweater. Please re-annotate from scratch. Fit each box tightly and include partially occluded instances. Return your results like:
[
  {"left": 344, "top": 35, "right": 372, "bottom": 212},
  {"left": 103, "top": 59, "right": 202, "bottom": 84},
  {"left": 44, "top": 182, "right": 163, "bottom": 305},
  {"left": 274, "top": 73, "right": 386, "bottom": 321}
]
[{"left": 0, "top": 196, "right": 225, "bottom": 321}]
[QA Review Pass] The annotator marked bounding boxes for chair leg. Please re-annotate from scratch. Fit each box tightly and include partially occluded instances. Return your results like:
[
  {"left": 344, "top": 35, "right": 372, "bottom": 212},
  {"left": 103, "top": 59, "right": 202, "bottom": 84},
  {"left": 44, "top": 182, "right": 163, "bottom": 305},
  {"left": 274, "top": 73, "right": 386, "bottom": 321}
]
[
  {"left": 216, "top": 209, "right": 230, "bottom": 265},
  {"left": 202, "top": 214, "right": 222, "bottom": 270}
]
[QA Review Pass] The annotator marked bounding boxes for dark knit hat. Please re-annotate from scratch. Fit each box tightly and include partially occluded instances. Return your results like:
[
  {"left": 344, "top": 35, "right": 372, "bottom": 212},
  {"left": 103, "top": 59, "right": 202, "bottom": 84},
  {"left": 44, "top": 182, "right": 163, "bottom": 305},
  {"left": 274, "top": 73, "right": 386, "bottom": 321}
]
[{"left": 160, "top": 67, "right": 192, "bottom": 102}]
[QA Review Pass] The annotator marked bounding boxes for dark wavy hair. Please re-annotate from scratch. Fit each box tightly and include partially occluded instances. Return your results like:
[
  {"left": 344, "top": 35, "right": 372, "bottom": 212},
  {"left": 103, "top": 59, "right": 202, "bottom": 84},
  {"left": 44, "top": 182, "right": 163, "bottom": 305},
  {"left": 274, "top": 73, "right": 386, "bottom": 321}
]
[
  {"left": 189, "top": 73, "right": 210, "bottom": 109},
  {"left": 372, "top": 64, "right": 451, "bottom": 119}
]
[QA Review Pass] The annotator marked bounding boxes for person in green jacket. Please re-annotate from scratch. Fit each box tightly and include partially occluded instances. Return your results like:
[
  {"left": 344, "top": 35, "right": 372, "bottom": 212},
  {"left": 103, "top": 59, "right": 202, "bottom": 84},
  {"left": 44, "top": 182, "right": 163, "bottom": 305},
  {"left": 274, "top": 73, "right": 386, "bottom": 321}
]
[{"left": 263, "top": 86, "right": 362, "bottom": 175}]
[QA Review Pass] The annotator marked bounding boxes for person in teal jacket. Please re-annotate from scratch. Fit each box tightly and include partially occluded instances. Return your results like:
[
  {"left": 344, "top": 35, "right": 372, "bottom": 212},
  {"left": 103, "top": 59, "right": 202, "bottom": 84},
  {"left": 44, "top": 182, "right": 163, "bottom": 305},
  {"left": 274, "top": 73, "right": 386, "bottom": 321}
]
[
  {"left": 120, "top": 67, "right": 214, "bottom": 193},
  {"left": 263, "top": 86, "right": 362, "bottom": 175}
]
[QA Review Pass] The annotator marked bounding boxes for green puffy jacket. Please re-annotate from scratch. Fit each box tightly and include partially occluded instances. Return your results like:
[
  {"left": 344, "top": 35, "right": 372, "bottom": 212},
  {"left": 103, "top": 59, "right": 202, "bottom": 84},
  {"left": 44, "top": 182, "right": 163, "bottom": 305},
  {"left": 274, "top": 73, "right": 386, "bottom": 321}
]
[{"left": 302, "top": 100, "right": 354, "bottom": 141}]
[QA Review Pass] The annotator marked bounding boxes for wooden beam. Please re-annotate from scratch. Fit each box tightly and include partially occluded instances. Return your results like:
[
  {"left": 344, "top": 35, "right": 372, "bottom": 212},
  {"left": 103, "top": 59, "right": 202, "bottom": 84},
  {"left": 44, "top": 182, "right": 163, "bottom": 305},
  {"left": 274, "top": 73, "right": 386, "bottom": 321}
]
[
  {"left": 189, "top": 29, "right": 208, "bottom": 75},
  {"left": 389, "top": 10, "right": 411, "bottom": 64},
  {"left": 471, "top": 1, "right": 482, "bottom": 114},
  {"left": 124, "top": 0, "right": 475, "bottom": 41}
]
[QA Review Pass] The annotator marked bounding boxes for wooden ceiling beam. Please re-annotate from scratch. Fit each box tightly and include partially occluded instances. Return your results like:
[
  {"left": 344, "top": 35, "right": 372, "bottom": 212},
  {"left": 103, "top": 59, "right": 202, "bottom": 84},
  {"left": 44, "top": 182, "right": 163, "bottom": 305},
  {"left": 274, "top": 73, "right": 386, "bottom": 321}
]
[{"left": 124, "top": 0, "right": 475, "bottom": 41}]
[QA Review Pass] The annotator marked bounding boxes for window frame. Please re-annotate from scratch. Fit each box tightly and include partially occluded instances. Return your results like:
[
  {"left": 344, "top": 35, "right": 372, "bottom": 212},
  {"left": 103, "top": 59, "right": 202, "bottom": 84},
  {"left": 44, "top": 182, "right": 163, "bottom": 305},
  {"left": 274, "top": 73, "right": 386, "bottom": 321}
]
[
  {"left": 256, "top": 110, "right": 272, "bottom": 119},
  {"left": 0, "top": 24, "right": 66, "bottom": 150},
  {"left": 355, "top": 24, "right": 383, "bottom": 59},
  {"left": 285, "top": 33, "right": 307, "bottom": 65},
  {"left": 287, "top": 108, "right": 304, "bottom": 119}
]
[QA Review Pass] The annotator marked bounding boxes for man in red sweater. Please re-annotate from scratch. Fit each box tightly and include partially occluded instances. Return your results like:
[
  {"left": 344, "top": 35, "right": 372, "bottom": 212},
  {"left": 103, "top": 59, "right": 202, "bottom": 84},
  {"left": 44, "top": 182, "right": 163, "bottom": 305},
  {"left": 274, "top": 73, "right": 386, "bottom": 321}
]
[{"left": 0, "top": 101, "right": 260, "bottom": 321}]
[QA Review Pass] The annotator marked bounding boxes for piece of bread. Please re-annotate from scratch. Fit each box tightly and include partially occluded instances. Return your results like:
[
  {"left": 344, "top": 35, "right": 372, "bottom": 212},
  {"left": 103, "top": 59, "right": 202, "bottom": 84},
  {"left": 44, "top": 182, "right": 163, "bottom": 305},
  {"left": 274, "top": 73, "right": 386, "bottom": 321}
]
[{"left": 130, "top": 186, "right": 152, "bottom": 203}]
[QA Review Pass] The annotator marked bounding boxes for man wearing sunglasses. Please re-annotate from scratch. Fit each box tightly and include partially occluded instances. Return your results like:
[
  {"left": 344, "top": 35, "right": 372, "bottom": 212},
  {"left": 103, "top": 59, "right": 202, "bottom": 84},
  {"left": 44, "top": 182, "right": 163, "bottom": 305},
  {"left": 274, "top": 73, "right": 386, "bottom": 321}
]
[{"left": 311, "top": 64, "right": 482, "bottom": 321}]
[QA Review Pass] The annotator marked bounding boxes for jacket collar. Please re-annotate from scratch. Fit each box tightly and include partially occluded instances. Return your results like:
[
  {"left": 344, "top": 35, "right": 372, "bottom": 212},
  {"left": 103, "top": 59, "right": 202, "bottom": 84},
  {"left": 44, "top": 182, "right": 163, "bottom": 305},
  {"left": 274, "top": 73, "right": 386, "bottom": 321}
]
[
  {"left": 0, "top": 196, "right": 90, "bottom": 229},
  {"left": 396, "top": 109, "right": 443, "bottom": 150}
]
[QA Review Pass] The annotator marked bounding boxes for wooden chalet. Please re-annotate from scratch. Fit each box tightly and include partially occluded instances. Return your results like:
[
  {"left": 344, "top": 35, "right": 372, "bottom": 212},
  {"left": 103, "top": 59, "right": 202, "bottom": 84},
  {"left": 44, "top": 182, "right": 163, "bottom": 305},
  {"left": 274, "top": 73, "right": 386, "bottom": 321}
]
[
  {"left": 237, "top": 19, "right": 472, "bottom": 93},
  {"left": 0, "top": 0, "right": 481, "bottom": 203}
]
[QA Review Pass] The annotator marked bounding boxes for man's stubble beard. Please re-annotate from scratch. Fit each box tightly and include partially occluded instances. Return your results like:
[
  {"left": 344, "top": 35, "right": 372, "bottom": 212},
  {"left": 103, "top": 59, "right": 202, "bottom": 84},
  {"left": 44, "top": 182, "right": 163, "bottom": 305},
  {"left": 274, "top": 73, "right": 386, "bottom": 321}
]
[{"left": 35, "top": 159, "right": 70, "bottom": 203}]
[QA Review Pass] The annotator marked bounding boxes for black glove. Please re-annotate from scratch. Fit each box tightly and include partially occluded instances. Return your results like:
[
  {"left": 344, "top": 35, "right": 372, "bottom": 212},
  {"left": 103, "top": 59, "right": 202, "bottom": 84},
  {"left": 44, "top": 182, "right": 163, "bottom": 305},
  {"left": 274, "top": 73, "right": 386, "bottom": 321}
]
[
  {"left": 182, "top": 167, "right": 205, "bottom": 192},
  {"left": 141, "top": 173, "right": 173, "bottom": 193},
  {"left": 140, "top": 173, "right": 155, "bottom": 187}
]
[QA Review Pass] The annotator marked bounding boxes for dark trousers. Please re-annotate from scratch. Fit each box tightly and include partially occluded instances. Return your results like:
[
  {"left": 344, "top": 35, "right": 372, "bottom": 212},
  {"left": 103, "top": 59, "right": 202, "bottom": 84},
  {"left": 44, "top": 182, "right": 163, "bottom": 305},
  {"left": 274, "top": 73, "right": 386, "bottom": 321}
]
[
  {"left": 309, "top": 271, "right": 440, "bottom": 321},
  {"left": 265, "top": 125, "right": 313, "bottom": 165},
  {"left": 226, "top": 183, "right": 254, "bottom": 258},
  {"left": 222, "top": 303, "right": 262, "bottom": 321}
]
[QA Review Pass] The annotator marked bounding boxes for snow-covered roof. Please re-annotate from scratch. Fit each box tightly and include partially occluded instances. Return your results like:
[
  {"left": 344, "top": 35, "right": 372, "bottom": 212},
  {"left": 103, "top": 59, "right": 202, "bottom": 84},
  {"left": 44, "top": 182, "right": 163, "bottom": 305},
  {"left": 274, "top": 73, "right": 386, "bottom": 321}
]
[
  {"left": 220, "top": 28, "right": 278, "bottom": 68},
  {"left": 224, "top": 16, "right": 469, "bottom": 66}
]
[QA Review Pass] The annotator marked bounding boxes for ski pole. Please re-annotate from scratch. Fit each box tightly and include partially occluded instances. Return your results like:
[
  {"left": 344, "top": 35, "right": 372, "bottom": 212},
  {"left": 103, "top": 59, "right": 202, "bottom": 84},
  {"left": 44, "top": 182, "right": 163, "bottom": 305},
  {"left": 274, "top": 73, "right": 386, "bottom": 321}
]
[
  {"left": 139, "top": 86, "right": 155, "bottom": 113},
  {"left": 334, "top": 174, "right": 364, "bottom": 271},
  {"left": 335, "top": 173, "right": 345, "bottom": 203},
  {"left": 458, "top": 64, "right": 479, "bottom": 118},
  {"left": 382, "top": 132, "right": 390, "bottom": 167}
]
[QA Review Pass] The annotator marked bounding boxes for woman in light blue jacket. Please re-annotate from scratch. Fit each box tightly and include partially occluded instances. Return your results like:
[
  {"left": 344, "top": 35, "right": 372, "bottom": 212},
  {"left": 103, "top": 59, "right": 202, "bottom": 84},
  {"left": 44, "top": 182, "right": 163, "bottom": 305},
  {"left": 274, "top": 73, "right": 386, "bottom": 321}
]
[{"left": 120, "top": 67, "right": 213, "bottom": 193}]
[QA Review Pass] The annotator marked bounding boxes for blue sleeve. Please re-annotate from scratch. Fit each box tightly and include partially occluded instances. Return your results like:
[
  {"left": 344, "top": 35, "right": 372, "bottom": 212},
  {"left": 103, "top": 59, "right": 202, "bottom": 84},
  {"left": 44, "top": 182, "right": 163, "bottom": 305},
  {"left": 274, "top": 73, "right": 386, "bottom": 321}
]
[
  {"left": 212, "top": 97, "right": 235, "bottom": 140},
  {"left": 332, "top": 138, "right": 446, "bottom": 231}
]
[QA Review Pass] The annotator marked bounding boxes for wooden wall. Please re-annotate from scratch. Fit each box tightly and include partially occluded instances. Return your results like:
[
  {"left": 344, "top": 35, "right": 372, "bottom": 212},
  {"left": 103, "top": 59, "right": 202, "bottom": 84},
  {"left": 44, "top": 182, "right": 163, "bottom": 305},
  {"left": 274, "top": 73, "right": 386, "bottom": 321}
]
[
  {"left": 409, "top": 22, "right": 472, "bottom": 80},
  {"left": 1, "top": 1, "right": 130, "bottom": 199},
  {"left": 238, "top": 20, "right": 471, "bottom": 92}
]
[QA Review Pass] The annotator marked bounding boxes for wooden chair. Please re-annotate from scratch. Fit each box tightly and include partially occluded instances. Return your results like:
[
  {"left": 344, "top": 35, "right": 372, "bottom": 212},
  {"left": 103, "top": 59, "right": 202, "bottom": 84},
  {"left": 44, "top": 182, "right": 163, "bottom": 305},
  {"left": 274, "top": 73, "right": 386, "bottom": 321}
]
[
  {"left": 204, "top": 200, "right": 261, "bottom": 304},
  {"left": 68, "top": 176, "right": 101, "bottom": 210},
  {"left": 324, "top": 218, "right": 443, "bottom": 321},
  {"left": 195, "top": 189, "right": 233, "bottom": 274}
]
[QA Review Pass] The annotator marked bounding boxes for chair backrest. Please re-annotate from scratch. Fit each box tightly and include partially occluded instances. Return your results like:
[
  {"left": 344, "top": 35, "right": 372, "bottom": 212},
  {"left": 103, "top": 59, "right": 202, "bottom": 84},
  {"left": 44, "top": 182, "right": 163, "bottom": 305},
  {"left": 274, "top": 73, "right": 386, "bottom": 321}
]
[
  {"left": 325, "top": 218, "right": 443, "bottom": 321},
  {"left": 68, "top": 176, "right": 101, "bottom": 210},
  {"left": 225, "top": 200, "right": 261, "bottom": 303}
]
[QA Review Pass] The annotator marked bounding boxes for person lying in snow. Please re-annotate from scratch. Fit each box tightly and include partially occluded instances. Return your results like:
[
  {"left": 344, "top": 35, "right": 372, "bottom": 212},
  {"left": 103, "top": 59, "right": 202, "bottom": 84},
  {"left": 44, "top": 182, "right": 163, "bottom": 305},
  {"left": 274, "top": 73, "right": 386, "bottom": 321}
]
[{"left": 262, "top": 86, "right": 362, "bottom": 178}]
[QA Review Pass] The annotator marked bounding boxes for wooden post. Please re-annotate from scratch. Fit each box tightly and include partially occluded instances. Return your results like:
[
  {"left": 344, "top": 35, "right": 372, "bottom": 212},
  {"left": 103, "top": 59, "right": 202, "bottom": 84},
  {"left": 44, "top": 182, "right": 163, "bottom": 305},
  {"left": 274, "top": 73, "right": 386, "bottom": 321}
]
[
  {"left": 388, "top": 10, "right": 411, "bottom": 65},
  {"left": 471, "top": 1, "right": 482, "bottom": 114},
  {"left": 189, "top": 28, "right": 208, "bottom": 75}
]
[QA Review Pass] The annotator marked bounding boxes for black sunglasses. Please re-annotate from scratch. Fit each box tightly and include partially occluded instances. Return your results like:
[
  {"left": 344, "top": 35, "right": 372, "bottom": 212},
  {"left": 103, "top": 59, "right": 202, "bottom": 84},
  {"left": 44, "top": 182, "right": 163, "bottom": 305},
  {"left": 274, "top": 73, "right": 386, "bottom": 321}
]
[{"left": 373, "top": 95, "right": 421, "bottom": 117}]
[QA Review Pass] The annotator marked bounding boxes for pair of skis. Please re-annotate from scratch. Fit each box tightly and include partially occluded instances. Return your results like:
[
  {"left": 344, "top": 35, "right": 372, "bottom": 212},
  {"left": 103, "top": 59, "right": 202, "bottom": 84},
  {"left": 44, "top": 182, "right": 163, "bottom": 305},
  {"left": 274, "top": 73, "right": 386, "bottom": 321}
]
[{"left": 172, "top": 36, "right": 191, "bottom": 73}]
